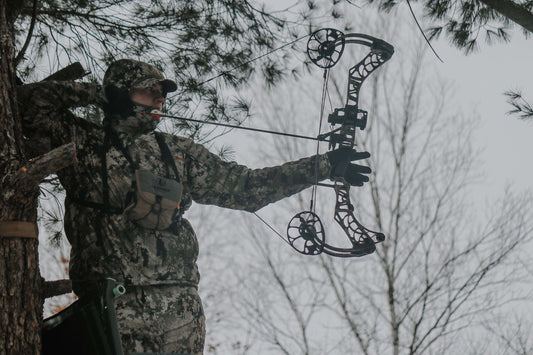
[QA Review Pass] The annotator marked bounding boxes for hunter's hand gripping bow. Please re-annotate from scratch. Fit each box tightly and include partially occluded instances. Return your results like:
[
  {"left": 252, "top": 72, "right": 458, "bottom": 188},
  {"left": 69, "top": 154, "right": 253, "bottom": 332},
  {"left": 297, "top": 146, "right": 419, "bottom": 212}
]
[{"left": 286, "top": 28, "right": 394, "bottom": 258}]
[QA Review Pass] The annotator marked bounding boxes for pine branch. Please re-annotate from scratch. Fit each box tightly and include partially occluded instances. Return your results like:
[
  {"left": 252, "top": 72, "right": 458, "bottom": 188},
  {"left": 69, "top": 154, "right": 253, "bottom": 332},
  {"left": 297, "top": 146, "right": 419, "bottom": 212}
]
[
  {"left": 505, "top": 90, "right": 533, "bottom": 120},
  {"left": 478, "top": 0, "right": 533, "bottom": 34}
]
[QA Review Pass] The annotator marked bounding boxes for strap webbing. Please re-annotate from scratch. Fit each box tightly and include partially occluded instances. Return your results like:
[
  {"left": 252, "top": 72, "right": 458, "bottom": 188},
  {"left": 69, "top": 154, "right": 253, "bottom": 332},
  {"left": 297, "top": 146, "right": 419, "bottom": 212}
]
[
  {"left": 155, "top": 132, "right": 180, "bottom": 182},
  {"left": 0, "top": 221, "right": 38, "bottom": 238}
]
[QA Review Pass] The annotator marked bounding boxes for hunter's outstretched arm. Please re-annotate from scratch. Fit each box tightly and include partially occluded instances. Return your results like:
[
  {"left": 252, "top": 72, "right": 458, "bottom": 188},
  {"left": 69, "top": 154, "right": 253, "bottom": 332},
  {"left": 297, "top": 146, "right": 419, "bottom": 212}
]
[{"left": 160, "top": 133, "right": 332, "bottom": 212}]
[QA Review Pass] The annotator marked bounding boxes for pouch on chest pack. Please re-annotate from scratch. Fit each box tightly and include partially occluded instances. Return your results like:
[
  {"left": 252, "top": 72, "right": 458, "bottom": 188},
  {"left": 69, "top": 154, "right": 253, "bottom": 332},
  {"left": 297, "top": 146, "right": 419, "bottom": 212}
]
[
  {"left": 124, "top": 169, "right": 182, "bottom": 230},
  {"left": 70, "top": 129, "right": 183, "bottom": 229}
]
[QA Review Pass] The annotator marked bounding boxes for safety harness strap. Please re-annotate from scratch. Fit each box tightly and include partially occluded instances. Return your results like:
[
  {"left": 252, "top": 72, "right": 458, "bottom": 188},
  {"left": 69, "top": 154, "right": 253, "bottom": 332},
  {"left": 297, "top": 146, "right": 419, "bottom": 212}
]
[
  {"left": 72, "top": 128, "right": 181, "bottom": 217},
  {"left": 154, "top": 132, "right": 180, "bottom": 182}
]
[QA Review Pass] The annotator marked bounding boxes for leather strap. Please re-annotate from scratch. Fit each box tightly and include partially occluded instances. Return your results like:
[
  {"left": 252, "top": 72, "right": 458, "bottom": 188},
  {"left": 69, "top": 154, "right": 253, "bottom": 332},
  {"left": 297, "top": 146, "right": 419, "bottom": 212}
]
[{"left": 0, "top": 221, "right": 38, "bottom": 238}]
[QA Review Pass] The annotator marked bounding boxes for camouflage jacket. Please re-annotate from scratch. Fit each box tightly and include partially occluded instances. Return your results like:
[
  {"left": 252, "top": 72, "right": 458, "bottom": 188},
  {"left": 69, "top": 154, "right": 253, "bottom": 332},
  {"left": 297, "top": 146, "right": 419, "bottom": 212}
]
[{"left": 18, "top": 81, "right": 331, "bottom": 293}]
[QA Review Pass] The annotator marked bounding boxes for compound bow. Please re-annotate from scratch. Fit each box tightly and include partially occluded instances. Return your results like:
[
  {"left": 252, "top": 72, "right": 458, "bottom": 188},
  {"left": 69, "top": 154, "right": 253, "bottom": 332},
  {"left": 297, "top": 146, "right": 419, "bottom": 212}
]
[
  {"left": 157, "top": 28, "right": 394, "bottom": 257},
  {"left": 285, "top": 28, "right": 394, "bottom": 258}
]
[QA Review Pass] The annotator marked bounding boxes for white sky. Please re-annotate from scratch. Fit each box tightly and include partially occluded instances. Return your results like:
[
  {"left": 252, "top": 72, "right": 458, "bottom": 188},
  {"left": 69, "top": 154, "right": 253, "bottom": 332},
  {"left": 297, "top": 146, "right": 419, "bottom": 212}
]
[{"left": 433, "top": 34, "right": 533, "bottom": 197}]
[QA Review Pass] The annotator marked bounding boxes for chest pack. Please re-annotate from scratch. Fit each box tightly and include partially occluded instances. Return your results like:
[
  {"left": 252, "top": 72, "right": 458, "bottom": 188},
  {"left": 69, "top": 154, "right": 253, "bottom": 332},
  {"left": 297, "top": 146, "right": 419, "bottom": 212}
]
[
  {"left": 122, "top": 134, "right": 183, "bottom": 230},
  {"left": 72, "top": 129, "right": 183, "bottom": 231}
]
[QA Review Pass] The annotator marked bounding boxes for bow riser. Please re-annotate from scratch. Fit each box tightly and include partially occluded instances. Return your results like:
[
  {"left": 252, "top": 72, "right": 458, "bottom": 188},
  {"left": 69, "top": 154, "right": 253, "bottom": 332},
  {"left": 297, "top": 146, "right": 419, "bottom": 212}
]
[
  {"left": 344, "top": 36, "right": 395, "bottom": 108},
  {"left": 326, "top": 39, "right": 393, "bottom": 152}
]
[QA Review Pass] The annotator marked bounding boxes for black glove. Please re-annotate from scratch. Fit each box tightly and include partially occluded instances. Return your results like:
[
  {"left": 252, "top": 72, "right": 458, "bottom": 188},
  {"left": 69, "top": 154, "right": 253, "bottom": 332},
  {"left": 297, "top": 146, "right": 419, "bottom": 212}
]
[
  {"left": 326, "top": 147, "right": 371, "bottom": 186},
  {"left": 103, "top": 85, "right": 134, "bottom": 117}
]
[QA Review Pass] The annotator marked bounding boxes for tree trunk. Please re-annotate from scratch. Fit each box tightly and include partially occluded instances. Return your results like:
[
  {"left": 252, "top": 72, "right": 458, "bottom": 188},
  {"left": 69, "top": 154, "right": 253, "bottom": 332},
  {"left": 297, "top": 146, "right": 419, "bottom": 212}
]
[
  {"left": 0, "top": 1, "right": 42, "bottom": 353},
  {"left": 0, "top": 1, "right": 80, "bottom": 351},
  {"left": 478, "top": 0, "right": 533, "bottom": 33}
]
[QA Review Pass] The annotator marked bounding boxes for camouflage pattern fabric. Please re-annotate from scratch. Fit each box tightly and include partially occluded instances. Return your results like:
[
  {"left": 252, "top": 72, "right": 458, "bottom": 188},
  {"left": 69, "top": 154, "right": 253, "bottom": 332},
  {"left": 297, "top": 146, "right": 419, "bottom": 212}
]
[
  {"left": 18, "top": 73, "right": 331, "bottom": 354},
  {"left": 115, "top": 285, "right": 205, "bottom": 354},
  {"left": 103, "top": 59, "right": 177, "bottom": 94}
]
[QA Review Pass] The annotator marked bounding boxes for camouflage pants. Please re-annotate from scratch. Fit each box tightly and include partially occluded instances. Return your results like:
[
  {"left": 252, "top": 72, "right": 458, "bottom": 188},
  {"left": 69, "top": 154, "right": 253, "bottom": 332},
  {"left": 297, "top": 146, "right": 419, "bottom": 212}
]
[{"left": 115, "top": 284, "right": 205, "bottom": 355}]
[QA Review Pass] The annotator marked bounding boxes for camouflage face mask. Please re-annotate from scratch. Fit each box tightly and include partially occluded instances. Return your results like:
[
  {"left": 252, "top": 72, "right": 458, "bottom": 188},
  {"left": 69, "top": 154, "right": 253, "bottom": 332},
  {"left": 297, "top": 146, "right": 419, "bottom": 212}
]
[{"left": 110, "top": 104, "right": 161, "bottom": 135}]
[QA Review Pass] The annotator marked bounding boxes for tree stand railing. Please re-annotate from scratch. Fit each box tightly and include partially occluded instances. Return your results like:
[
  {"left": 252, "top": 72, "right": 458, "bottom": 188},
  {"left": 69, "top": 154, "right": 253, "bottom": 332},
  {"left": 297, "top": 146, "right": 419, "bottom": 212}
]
[{"left": 42, "top": 278, "right": 125, "bottom": 355}]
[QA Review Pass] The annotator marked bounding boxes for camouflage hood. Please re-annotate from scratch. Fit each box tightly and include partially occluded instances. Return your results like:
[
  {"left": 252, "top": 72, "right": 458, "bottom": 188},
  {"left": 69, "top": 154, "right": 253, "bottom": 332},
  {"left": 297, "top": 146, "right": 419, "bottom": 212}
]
[
  {"left": 103, "top": 59, "right": 177, "bottom": 94},
  {"left": 103, "top": 59, "right": 177, "bottom": 135}
]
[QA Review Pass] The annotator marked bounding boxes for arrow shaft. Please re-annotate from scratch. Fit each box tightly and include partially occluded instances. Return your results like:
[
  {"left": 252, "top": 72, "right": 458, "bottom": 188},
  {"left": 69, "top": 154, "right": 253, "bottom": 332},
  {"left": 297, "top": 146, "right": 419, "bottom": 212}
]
[{"left": 159, "top": 113, "right": 319, "bottom": 142}]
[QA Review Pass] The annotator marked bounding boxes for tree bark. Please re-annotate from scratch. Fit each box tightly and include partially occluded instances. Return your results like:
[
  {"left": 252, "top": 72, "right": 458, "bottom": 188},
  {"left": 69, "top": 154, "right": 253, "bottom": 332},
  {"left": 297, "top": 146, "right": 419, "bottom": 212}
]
[
  {"left": 1, "top": 1, "right": 80, "bottom": 351},
  {"left": 478, "top": 0, "right": 533, "bottom": 34},
  {"left": 0, "top": 1, "right": 43, "bottom": 353}
]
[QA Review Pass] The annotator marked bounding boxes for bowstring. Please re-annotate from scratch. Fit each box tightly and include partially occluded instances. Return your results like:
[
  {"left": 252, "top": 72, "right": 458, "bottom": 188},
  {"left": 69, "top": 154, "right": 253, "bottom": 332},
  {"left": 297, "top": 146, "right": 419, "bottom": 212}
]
[
  {"left": 254, "top": 66, "right": 332, "bottom": 249},
  {"left": 220, "top": 30, "right": 332, "bottom": 247},
  {"left": 246, "top": 32, "right": 320, "bottom": 248},
  {"left": 311, "top": 67, "right": 331, "bottom": 215}
]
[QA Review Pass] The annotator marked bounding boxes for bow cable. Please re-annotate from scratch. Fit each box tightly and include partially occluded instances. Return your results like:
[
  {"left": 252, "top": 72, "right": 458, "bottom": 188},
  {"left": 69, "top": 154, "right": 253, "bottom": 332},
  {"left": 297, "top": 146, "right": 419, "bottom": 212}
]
[
  {"left": 191, "top": 33, "right": 311, "bottom": 89},
  {"left": 253, "top": 212, "right": 292, "bottom": 247}
]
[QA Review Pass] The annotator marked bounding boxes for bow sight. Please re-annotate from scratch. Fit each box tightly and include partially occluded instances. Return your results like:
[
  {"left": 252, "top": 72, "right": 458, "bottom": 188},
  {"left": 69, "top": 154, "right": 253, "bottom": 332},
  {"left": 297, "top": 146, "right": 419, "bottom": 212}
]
[{"left": 286, "top": 28, "right": 394, "bottom": 258}]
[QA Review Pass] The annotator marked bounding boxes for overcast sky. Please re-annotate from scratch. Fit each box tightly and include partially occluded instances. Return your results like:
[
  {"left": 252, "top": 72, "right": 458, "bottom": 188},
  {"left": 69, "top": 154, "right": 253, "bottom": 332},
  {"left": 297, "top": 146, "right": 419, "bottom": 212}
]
[{"left": 433, "top": 32, "right": 532, "bottom": 198}]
